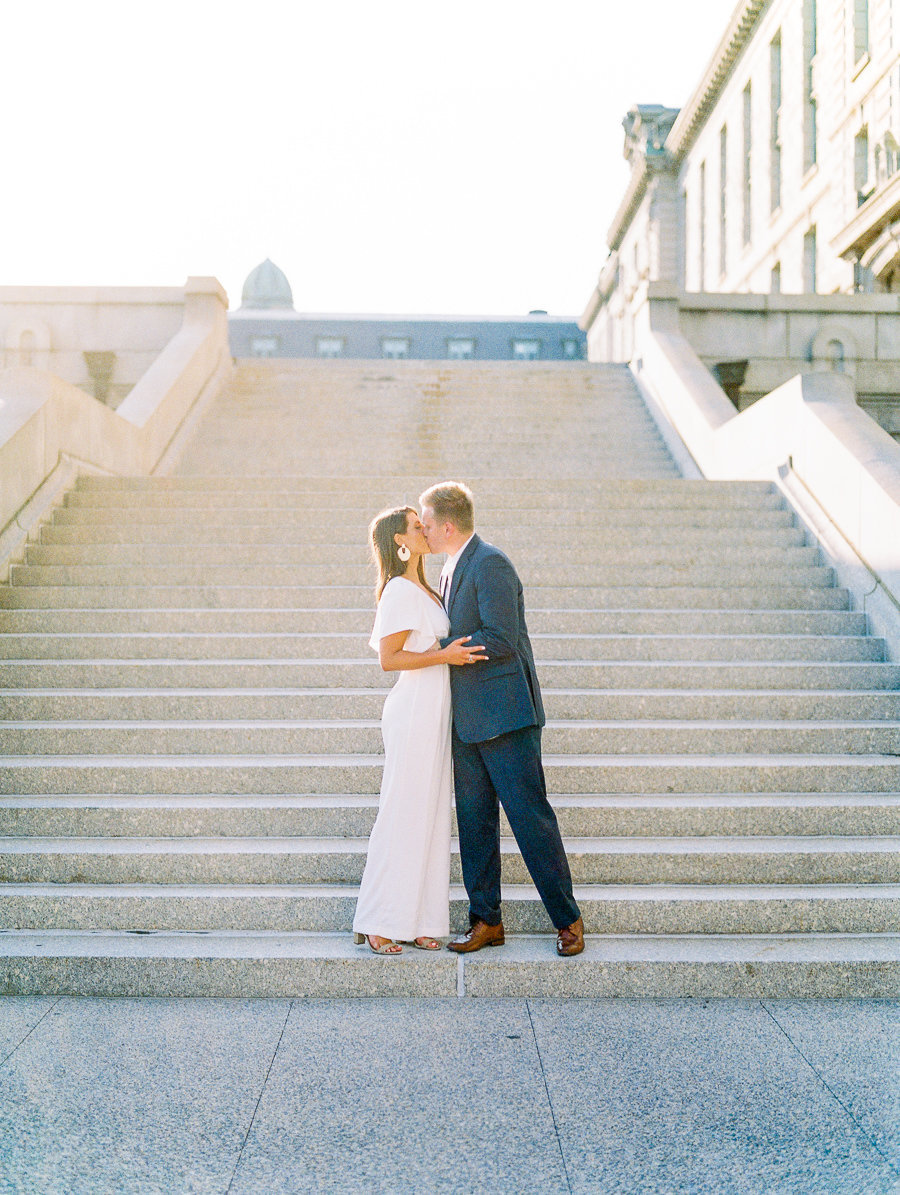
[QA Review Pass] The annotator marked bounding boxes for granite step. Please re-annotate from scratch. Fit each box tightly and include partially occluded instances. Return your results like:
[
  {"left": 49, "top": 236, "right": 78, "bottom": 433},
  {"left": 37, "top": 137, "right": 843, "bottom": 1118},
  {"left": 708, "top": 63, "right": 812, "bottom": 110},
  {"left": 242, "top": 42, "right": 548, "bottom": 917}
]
[
  {"left": 2, "top": 834, "right": 898, "bottom": 886},
  {"left": 0, "top": 632, "right": 881, "bottom": 662},
  {"left": 0, "top": 584, "right": 852, "bottom": 610},
  {"left": 40, "top": 523, "right": 808, "bottom": 548},
  {"left": 65, "top": 480, "right": 781, "bottom": 508},
  {"left": 0, "top": 607, "right": 867, "bottom": 636},
  {"left": 2, "top": 753, "right": 900, "bottom": 794},
  {"left": 76, "top": 473, "right": 767, "bottom": 492},
  {"left": 1, "top": 792, "right": 898, "bottom": 838},
  {"left": 3, "top": 719, "right": 900, "bottom": 756},
  {"left": 3, "top": 688, "right": 900, "bottom": 722},
  {"left": 2, "top": 660, "right": 895, "bottom": 690},
  {"left": 0, "top": 882, "right": 897, "bottom": 935},
  {"left": 24, "top": 542, "right": 822, "bottom": 568},
  {"left": 59, "top": 492, "right": 783, "bottom": 515},
  {"left": 7, "top": 563, "right": 836, "bottom": 589},
  {"left": 8, "top": 922, "right": 898, "bottom": 999},
  {"left": 49, "top": 505, "right": 797, "bottom": 530}
]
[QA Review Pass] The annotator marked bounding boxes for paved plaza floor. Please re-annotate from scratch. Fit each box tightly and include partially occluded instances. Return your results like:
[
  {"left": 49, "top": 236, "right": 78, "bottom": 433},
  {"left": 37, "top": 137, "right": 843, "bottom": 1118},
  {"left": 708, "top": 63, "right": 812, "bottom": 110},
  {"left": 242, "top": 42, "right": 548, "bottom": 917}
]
[{"left": 0, "top": 996, "right": 897, "bottom": 1194}]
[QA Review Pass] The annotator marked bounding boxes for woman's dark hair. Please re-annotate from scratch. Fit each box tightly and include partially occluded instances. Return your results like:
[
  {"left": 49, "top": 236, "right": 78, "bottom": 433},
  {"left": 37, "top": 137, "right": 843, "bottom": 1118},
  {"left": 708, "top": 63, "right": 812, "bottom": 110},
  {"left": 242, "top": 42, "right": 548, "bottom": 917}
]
[{"left": 369, "top": 505, "right": 434, "bottom": 602}]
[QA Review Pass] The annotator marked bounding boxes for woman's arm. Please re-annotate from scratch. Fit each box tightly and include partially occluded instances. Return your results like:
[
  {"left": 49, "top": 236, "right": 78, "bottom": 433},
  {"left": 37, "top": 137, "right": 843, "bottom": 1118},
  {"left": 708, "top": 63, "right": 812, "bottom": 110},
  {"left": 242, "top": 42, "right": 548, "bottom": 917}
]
[{"left": 378, "top": 630, "right": 488, "bottom": 672}]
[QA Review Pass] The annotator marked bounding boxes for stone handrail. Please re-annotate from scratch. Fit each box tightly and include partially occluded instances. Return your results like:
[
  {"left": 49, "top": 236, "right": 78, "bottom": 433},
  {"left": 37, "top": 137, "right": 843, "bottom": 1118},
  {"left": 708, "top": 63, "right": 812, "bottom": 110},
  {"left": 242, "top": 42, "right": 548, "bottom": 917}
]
[
  {"left": 637, "top": 304, "right": 900, "bottom": 656},
  {"left": 0, "top": 278, "right": 231, "bottom": 575}
]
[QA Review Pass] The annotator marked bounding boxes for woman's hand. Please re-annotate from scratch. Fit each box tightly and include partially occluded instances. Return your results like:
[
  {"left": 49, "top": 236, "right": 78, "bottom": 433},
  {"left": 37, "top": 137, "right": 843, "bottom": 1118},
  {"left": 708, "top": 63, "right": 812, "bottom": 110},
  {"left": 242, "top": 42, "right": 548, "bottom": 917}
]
[{"left": 442, "top": 636, "right": 489, "bottom": 666}]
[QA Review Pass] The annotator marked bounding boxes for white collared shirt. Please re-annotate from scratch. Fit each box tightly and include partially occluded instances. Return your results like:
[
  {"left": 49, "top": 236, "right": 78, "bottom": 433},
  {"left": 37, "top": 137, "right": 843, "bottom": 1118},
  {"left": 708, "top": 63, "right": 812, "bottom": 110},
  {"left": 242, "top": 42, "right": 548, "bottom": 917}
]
[{"left": 439, "top": 533, "right": 474, "bottom": 604}]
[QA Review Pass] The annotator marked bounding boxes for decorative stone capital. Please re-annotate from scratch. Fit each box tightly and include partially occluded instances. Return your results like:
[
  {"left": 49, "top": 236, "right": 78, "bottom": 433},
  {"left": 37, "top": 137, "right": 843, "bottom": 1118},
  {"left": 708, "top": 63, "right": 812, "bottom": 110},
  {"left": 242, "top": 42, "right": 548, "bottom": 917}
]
[{"left": 622, "top": 105, "right": 680, "bottom": 169}]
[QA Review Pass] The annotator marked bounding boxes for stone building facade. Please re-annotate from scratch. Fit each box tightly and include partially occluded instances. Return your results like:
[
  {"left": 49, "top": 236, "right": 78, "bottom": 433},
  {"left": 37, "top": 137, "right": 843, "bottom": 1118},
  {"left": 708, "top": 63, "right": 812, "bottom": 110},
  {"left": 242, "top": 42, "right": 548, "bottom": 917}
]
[
  {"left": 582, "top": 0, "right": 900, "bottom": 438},
  {"left": 230, "top": 260, "right": 586, "bottom": 362}
]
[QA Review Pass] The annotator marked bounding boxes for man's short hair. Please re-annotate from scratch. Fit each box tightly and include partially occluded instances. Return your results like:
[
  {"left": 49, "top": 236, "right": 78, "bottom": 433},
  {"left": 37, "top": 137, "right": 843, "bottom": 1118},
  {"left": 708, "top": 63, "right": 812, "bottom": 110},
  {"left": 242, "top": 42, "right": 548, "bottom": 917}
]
[{"left": 419, "top": 481, "right": 475, "bottom": 534}]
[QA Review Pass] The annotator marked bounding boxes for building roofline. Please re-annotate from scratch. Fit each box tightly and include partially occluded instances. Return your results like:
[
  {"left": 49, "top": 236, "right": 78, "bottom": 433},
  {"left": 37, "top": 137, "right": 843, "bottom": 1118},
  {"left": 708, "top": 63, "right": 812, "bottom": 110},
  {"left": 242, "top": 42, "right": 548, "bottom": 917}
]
[
  {"left": 228, "top": 311, "right": 582, "bottom": 324},
  {"left": 665, "top": 0, "right": 770, "bottom": 160},
  {"left": 607, "top": 165, "right": 651, "bottom": 252},
  {"left": 605, "top": 0, "right": 768, "bottom": 252}
]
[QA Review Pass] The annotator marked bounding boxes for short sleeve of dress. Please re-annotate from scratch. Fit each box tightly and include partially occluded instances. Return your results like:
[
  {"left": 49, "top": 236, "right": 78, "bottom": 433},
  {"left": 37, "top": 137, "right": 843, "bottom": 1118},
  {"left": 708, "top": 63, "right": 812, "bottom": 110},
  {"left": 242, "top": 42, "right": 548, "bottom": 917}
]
[{"left": 369, "top": 580, "right": 421, "bottom": 651}]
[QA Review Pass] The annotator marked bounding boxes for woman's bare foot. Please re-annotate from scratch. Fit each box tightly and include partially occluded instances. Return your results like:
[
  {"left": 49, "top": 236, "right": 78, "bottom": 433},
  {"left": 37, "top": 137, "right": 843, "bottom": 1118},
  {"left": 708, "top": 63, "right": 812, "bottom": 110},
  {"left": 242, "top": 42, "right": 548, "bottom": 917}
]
[
  {"left": 369, "top": 935, "right": 402, "bottom": 954},
  {"left": 413, "top": 936, "right": 441, "bottom": 950},
  {"left": 353, "top": 932, "right": 402, "bottom": 953}
]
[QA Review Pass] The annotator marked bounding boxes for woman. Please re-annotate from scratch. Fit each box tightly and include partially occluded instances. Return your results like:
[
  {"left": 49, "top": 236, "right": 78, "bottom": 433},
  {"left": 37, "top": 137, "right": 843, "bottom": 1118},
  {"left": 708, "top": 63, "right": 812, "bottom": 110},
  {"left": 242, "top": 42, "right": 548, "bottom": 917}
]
[{"left": 353, "top": 505, "right": 486, "bottom": 954}]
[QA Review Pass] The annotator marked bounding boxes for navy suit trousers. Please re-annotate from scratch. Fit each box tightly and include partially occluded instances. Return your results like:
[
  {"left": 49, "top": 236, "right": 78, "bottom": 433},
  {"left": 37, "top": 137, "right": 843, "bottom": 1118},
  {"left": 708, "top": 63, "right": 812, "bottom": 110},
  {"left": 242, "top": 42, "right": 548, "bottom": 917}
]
[{"left": 452, "top": 725, "right": 580, "bottom": 931}]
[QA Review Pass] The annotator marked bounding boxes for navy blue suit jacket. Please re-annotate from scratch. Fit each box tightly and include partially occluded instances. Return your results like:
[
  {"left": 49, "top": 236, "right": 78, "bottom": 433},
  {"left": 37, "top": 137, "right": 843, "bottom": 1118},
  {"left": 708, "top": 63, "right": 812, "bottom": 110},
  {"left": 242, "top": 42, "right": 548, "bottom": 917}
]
[{"left": 440, "top": 534, "right": 545, "bottom": 744}]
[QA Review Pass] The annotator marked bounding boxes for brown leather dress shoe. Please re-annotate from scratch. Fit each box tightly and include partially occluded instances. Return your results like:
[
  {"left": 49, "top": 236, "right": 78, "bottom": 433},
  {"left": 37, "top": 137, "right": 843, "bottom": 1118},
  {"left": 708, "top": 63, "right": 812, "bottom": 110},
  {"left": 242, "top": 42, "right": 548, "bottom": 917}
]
[
  {"left": 446, "top": 920, "right": 505, "bottom": 953},
  {"left": 556, "top": 916, "right": 584, "bottom": 957}
]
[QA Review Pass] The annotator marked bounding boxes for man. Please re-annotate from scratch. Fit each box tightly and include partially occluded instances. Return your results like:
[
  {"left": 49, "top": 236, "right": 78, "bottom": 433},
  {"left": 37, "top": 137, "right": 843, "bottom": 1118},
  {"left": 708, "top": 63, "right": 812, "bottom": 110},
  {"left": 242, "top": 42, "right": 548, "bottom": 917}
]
[{"left": 419, "top": 481, "right": 584, "bottom": 957}]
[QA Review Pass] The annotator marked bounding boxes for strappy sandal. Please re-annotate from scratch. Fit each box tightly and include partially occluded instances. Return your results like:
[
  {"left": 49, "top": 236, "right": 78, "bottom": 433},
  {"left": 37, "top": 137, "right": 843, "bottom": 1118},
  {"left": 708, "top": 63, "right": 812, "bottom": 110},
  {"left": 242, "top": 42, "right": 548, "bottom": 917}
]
[
  {"left": 353, "top": 933, "right": 402, "bottom": 955},
  {"left": 410, "top": 937, "right": 441, "bottom": 951}
]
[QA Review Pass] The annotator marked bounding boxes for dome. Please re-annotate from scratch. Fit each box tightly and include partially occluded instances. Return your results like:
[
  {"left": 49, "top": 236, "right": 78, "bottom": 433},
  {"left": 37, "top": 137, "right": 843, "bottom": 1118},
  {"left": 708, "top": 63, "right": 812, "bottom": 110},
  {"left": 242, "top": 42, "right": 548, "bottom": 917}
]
[{"left": 240, "top": 259, "right": 293, "bottom": 309}]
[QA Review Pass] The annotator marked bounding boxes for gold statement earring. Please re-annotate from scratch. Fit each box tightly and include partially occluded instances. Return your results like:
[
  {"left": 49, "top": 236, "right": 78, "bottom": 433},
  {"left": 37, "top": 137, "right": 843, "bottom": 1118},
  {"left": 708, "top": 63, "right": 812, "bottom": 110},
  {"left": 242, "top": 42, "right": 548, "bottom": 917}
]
[{"left": 397, "top": 543, "right": 411, "bottom": 562}]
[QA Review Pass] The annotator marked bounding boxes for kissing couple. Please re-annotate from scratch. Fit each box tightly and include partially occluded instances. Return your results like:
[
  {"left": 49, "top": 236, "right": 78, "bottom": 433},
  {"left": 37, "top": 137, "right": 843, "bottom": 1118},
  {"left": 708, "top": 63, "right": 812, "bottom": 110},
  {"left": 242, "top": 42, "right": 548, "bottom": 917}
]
[{"left": 352, "top": 481, "right": 584, "bottom": 958}]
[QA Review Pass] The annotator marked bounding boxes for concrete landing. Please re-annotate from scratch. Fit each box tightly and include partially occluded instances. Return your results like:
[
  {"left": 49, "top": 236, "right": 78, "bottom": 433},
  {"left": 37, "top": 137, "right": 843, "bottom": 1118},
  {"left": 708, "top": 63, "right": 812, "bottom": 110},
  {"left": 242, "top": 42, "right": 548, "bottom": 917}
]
[{"left": 0, "top": 995, "right": 897, "bottom": 1193}]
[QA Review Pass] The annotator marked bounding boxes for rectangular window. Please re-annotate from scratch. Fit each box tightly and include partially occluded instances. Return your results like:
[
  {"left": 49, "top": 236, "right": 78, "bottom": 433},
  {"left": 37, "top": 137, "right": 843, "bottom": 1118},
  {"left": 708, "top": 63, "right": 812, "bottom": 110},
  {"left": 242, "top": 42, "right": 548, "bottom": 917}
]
[
  {"left": 316, "top": 336, "right": 344, "bottom": 358},
  {"left": 771, "top": 261, "right": 782, "bottom": 293},
  {"left": 511, "top": 339, "right": 540, "bottom": 360},
  {"left": 742, "top": 83, "right": 752, "bottom": 244},
  {"left": 770, "top": 33, "right": 782, "bottom": 213},
  {"left": 719, "top": 124, "right": 728, "bottom": 277},
  {"left": 856, "top": 127, "right": 870, "bottom": 204},
  {"left": 803, "top": 0, "right": 818, "bottom": 170},
  {"left": 854, "top": 0, "right": 869, "bottom": 63},
  {"left": 806, "top": 97, "right": 818, "bottom": 171},
  {"left": 250, "top": 335, "right": 279, "bottom": 358},
  {"left": 698, "top": 160, "right": 707, "bottom": 289},
  {"left": 446, "top": 338, "right": 475, "bottom": 359},
  {"left": 381, "top": 337, "right": 409, "bottom": 359},
  {"left": 803, "top": 227, "right": 817, "bottom": 292},
  {"left": 561, "top": 338, "right": 581, "bottom": 359}
]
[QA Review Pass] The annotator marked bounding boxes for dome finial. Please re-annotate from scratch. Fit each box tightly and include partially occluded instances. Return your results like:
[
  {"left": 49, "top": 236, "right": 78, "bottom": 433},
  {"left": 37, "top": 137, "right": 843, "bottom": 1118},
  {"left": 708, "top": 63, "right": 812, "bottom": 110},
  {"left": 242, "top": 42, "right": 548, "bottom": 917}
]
[{"left": 241, "top": 259, "right": 293, "bottom": 309}]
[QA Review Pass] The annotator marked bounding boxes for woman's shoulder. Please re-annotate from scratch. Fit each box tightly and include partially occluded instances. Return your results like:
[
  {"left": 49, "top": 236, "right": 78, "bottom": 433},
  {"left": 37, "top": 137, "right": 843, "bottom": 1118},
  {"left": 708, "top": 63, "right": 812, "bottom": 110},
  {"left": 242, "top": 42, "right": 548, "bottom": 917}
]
[
  {"left": 379, "top": 576, "right": 413, "bottom": 599},
  {"left": 377, "top": 576, "right": 423, "bottom": 610}
]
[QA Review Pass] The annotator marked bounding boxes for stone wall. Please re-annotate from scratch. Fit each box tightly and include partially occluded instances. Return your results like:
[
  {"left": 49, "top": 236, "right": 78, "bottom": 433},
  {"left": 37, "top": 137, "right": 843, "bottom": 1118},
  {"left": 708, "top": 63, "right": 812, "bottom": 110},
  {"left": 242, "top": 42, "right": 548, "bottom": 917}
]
[
  {"left": 0, "top": 287, "right": 186, "bottom": 408},
  {"left": 587, "top": 282, "right": 900, "bottom": 442},
  {"left": 677, "top": 291, "right": 900, "bottom": 438},
  {"left": 630, "top": 298, "right": 900, "bottom": 660},
  {"left": 0, "top": 279, "right": 232, "bottom": 579}
]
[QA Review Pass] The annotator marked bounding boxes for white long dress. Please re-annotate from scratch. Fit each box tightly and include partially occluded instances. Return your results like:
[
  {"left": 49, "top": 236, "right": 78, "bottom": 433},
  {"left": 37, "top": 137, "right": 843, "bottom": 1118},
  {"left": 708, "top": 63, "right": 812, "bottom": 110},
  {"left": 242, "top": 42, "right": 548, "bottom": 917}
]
[{"left": 352, "top": 576, "right": 452, "bottom": 941}]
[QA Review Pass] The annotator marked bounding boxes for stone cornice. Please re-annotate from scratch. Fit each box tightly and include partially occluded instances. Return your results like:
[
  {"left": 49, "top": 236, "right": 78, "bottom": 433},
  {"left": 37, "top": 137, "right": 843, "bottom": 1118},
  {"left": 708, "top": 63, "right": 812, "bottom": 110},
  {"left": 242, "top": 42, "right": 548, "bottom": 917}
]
[
  {"left": 665, "top": 0, "right": 770, "bottom": 161},
  {"left": 831, "top": 174, "right": 900, "bottom": 260},
  {"left": 579, "top": 285, "right": 603, "bottom": 332},
  {"left": 607, "top": 164, "right": 651, "bottom": 252}
]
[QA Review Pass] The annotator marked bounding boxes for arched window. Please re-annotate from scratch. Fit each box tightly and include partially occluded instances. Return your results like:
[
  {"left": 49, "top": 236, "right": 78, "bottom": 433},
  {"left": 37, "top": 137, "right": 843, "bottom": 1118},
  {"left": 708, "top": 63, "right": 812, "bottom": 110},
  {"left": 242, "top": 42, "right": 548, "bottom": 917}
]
[
  {"left": 826, "top": 339, "right": 846, "bottom": 371},
  {"left": 17, "top": 330, "right": 35, "bottom": 367},
  {"left": 4, "top": 319, "right": 51, "bottom": 370}
]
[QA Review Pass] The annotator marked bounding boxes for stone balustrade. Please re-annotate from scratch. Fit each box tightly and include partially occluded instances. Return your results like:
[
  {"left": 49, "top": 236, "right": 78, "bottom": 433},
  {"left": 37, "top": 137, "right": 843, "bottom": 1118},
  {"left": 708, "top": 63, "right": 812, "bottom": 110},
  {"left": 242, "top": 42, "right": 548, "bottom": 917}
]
[
  {"left": 0, "top": 278, "right": 232, "bottom": 579},
  {"left": 636, "top": 293, "right": 900, "bottom": 657}
]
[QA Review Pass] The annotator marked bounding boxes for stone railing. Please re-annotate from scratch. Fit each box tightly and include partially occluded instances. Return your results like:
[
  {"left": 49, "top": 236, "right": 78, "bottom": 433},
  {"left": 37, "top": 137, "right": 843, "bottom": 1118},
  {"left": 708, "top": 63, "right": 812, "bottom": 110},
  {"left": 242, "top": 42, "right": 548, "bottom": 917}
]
[
  {"left": 634, "top": 294, "right": 900, "bottom": 658},
  {"left": 0, "top": 277, "right": 232, "bottom": 578}
]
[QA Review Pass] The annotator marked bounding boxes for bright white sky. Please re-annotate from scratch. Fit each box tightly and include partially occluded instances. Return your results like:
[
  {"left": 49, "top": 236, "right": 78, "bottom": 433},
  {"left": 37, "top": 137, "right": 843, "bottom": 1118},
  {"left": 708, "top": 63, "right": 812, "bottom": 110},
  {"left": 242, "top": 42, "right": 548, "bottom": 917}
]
[{"left": 5, "top": 0, "right": 733, "bottom": 314}]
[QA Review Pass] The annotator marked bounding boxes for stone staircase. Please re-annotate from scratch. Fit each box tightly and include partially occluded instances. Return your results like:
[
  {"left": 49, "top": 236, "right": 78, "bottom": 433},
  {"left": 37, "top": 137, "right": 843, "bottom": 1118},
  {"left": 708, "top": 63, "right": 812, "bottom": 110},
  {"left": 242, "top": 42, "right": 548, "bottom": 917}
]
[{"left": 0, "top": 360, "right": 898, "bottom": 996}]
